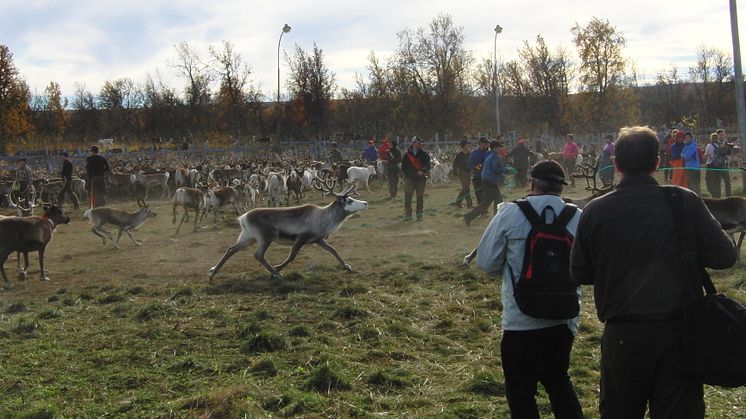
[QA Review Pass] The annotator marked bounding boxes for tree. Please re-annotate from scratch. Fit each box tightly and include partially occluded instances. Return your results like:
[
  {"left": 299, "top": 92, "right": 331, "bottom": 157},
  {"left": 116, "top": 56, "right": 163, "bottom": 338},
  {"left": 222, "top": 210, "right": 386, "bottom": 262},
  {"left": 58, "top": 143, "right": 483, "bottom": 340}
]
[
  {"left": 287, "top": 43, "right": 336, "bottom": 138},
  {"left": 392, "top": 14, "right": 474, "bottom": 137},
  {"left": 0, "top": 45, "right": 33, "bottom": 151},
  {"left": 571, "top": 17, "right": 633, "bottom": 131},
  {"left": 98, "top": 78, "right": 142, "bottom": 139},
  {"left": 171, "top": 42, "right": 212, "bottom": 135},
  {"left": 68, "top": 83, "right": 99, "bottom": 138},
  {"left": 689, "top": 46, "right": 733, "bottom": 126}
]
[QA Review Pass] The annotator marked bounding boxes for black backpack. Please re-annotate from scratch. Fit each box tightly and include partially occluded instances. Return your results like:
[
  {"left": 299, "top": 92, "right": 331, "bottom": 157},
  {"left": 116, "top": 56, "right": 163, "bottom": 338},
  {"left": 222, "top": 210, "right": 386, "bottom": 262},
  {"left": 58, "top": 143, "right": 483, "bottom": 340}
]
[{"left": 509, "top": 200, "right": 580, "bottom": 320}]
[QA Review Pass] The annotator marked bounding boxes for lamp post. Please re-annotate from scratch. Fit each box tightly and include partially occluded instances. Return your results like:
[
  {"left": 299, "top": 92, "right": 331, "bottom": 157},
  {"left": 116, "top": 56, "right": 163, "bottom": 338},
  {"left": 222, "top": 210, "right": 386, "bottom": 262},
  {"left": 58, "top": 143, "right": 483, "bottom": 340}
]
[
  {"left": 729, "top": 1, "right": 746, "bottom": 191},
  {"left": 277, "top": 23, "right": 291, "bottom": 144},
  {"left": 494, "top": 24, "right": 503, "bottom": 138}
]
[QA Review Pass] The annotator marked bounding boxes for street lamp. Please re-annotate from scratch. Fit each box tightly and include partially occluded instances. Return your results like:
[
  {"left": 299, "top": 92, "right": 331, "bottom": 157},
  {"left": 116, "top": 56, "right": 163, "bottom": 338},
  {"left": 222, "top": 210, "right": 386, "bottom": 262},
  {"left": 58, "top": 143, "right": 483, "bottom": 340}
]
[
  {"left": 277, "top": 23, "right": 291, "bottom": 144},
  {"left": 494, "top": 24, "right": 503, "bottom": 138}
]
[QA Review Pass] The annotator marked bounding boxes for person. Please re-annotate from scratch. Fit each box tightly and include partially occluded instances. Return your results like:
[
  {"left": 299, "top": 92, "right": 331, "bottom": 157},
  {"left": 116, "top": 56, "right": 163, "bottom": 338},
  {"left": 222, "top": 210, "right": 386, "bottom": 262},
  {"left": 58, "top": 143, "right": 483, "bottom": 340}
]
[
  {"left": 14, "top": 158, "right": 33, "bottom": 198},
  {"left": 704, "top": 132, "right": 731, "bottom": 198},
  {"left": 534, "top": 137, "right": 547, "bottom": 156},
  {"left": 329, "top": 142, "right": 344, "bottom": 164},
  {"left": 664, "top": 129, "right": 678, "bottom": 182},
  {"left": 477, "top": 160, "right": 584, "bottom": 419},
  {"left": 682, "top": 132, "right": 701, "bottom": 195},
  {"left": 85, "top": 146, "right": 109, "bottom": 208},
  {"left": 570, "top": 126, "right": 736, "bottom": 419},
  {"left": 378, "top": 137, "right": 391, "bottom": 161},
  {"left": 452, "top": 139, "right": 473, "bottom": 208},
  {"left": 599, "top": 135, "right": 615, "bottom": 185},
  {"left": 468, "top": 137, "right": 490, "bottom": 206},
  {"left": 464, "top": 140, "right": 507, "bottom": 226},
  {"left": 669, "top": 131, "right": 688, "bottom": 188},
  {"left": 401, "top": 136, "right": 431, "bottom": 221},
  {"left": 562, "top": 134, "right": 579, "bottom": 187},
  {"left": 362, "top": 140, "right": 378, "bottom": 164},
  {"left": 57, "top": 152, "right": 79, "bottom": 209},
  {"left": 387, "top": 140, "right": 402, "bottom": 199},
  {"left": 508, "top": 137, "right": 531, "bottom": 188}
]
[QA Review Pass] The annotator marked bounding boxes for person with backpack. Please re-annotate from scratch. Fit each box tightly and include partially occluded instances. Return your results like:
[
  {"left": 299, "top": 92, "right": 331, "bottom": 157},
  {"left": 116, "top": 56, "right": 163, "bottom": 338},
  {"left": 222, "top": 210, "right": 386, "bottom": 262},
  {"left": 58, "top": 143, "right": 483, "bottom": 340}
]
[
  {"left": 570, "top": 126, "right": 736, "bottom": 418},
  {"left": 705, "top": 130, "right": 732, "bottom": 198},
  {"left": 476, "top": 160, "right": 584, "bottom": 418}
]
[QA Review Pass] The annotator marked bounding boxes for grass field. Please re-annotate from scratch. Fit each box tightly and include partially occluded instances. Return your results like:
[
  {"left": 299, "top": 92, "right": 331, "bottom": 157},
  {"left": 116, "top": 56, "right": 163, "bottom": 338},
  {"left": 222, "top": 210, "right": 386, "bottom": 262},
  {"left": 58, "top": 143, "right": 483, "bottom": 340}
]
[{"left": 1, "top": 176, "right": 745, "bottom": 418}]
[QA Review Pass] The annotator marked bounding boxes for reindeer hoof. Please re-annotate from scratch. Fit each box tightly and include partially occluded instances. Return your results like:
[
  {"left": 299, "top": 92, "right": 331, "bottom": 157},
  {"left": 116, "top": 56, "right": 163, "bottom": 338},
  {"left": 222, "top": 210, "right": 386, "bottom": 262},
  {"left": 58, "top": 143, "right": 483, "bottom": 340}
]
[
  {"left": 134, "top": 241, "right": 142, "bottom": 246},
  {"left": 342, "top": 264, "right": 352, "bottom": 272},
  {"left": 40, "top": 276, "right": 50, "bottom": 282},
  {"left": 208, "top": 268, "right": 216, "bottom": 282},
  {"left": 17, "top": 271, "right": 27, "bottom": 281},
  {"left": 270, "top": 271, "right": 282, "bottom": 280}
]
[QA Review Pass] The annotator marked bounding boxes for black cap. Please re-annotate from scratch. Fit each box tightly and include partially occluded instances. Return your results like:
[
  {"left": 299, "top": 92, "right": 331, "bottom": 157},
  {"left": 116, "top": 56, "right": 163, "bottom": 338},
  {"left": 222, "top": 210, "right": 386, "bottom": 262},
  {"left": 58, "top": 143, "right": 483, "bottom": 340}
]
[
  {"left": 489, "top": 140, "right": 503, "bottom": 149},
  {"left": 459, "top": 139, "right": 469, "bottom": 146},
  {"left": 478, "top": 137, "right": 489, "bottom": 144},
  {"left": 90, "top": 146, "right": 99, "bottom": 153},
  {"left": 530, "top": 160, "right": 568, "bottom": 185}
]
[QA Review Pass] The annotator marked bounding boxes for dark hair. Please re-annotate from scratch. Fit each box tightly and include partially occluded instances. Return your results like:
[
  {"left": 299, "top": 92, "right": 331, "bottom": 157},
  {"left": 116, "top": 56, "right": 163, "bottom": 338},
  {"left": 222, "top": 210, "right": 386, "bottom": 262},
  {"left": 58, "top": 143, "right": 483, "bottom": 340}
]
[
  {"left": 531, "top": 178, "right": 563, "bottom": 195},
  {"left": 615, "top": 126, "right": 659, "bottom": 175},
  {"left": 716, "top": 129, "right": 725, "bottom": 135}
]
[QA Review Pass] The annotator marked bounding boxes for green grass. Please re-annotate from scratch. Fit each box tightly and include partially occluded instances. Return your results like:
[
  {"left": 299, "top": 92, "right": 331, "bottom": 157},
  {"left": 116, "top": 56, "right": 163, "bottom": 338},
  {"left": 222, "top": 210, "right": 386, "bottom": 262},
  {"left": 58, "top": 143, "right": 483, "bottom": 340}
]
[{"left": 0, "top": 176, "right": 744, "bottom": 416}]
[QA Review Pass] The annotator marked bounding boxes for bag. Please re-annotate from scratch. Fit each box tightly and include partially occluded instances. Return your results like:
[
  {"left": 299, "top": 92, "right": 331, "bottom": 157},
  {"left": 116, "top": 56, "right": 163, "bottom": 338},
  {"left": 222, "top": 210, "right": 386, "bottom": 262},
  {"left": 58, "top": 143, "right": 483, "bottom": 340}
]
[
  {"left": 713, "top": 143, "right": 729, "bottom": 167},
  {"left": 662, "top": 186, "right": 746, "bottom": 387},
  {"left": 509, "top": 200, "right": 579, "bottom": 320}
]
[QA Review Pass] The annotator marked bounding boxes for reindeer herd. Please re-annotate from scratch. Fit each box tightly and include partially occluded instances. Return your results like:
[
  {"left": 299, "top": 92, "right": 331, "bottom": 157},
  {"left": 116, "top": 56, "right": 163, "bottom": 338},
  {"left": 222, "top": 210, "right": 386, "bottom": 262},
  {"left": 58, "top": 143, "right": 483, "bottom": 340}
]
[{"left": 2, "top": 146, "right": 746, "bottom": 291}]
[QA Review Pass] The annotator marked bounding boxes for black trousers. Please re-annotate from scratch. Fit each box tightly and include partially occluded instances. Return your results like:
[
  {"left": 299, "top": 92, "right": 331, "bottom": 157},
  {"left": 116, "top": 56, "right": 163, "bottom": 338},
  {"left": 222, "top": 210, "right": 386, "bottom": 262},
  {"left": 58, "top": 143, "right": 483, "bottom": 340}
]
[
  {"left": 455, "top": 175, "right": 473, "bottom": 208},
  {"left": 403, "top": 176, "right": 426, "bottom": 219},
  {"left": 464, "top": 181, "right": 501, "bottom": 224},
  {"left": 516, "top": 166, "right": 529, "bottom": 187},
  {"left": 501, "top": 325, "right": 584, "bottom": 419},
  {"left": 600, "top": 320, "right": 704, "bottom": 419},
  {"left": 388, "top": 169, "right": 399, "bottom": 198},
  {"left": 472, "top": 175, "right": 484, "bottom": 206},
  {"left": 705, "top": 166, "right": 731, "bottom": 198},
  {"left": 57, "top": 178, "right": 79, "bottom": 208},
  {"left": 562, "top": 159, "right": 576, "bottom": 187},
  {"left": 88, "top": 175, "right": 107, "bottom": 208}
]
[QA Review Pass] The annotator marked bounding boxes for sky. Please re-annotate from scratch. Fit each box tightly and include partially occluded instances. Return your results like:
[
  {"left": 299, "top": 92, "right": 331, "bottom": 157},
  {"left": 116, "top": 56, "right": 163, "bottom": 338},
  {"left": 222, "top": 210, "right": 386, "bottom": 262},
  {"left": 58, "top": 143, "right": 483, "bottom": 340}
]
[{"left": 2, "top": 0, "right": 744, "bottom": 100}]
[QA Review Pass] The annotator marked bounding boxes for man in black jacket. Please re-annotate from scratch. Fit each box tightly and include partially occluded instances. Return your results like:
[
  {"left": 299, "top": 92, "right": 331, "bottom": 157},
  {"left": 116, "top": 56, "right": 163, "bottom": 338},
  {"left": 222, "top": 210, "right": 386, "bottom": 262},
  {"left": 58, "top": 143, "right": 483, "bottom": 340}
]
[
  {"left": 387, "top": 140, "right": 402, "bottom": 199},
  {"left": 85, "top": 146, "right": 109, "bottom": 208},
  {"left": 401, "top": 136, "right": 431, "bottom": 221},
  {"left": 570, "top": 126, "right": 736, "bottom": 419},
  {"left": 452, "top": 139, "right": 472, "bottom": 208},
  {"left": 508, "top": 137, "right": 531, "bottom": 187},
  {"left": 56, "top": 152, "right": 79, "bottom": 209}
]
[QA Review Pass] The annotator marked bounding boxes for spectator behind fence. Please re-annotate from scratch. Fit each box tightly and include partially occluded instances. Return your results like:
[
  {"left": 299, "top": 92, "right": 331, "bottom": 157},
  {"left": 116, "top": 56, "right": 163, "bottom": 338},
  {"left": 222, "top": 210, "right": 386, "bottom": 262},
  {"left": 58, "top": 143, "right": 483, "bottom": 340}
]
[
  {"left": 682, "top": 132, "right": 701, "bottom": 195},
  {"left": 669, "top": 131, "right": 688, "bottom": 188},
  {"left": 571, "top": 126, "right": 736, "bottom": 419},
  {"left": 599, "top": 134, "right": 615, "bottom": 185},
  {"left": 704, "top": 129, "right": 732, "bottom": 198}
]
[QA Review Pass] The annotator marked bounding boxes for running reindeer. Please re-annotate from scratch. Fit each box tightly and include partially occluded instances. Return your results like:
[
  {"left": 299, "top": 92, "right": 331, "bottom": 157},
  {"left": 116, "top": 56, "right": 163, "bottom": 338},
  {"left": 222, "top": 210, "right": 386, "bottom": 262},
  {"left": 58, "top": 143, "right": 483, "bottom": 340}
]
[
  {"left": 462, "top": 158, "right": 614, "bottom": 265},
  {"left": 84, "top": 199, "right": 157, "bottom": 248},
  {"left": 208, "top": 183, "right": 367, "bottom": 281}
]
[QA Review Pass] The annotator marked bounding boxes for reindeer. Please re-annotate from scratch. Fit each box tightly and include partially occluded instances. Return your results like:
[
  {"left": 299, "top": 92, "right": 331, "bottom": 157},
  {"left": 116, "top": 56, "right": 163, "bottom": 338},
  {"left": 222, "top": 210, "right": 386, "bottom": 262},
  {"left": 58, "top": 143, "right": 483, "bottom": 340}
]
[
  {"left": 286, "top": 170, "right": 303, "bottom": 204},
  {"left": 0, "top": 204, "right": 70, "bottom": 287},
  {"left": 201, "top": 186, "right": 242, "bottom": 225},
  {"left": 84, "top": 199, "right": 157, "bottom": 248},
  {"left": 133, "top": 171, "right": 170, "bottom": 200},
  {"left": 172, "top": 187, "right": 206, "bottom": 234},
  {"left": 462, "top": 158, "right": 614, "bottom": 266},
  {"left": 702, "top": 196, "right": 746, "bottom": 254},
  {"left": 208, "top": 184, "right": 367, "bottom": 281}
]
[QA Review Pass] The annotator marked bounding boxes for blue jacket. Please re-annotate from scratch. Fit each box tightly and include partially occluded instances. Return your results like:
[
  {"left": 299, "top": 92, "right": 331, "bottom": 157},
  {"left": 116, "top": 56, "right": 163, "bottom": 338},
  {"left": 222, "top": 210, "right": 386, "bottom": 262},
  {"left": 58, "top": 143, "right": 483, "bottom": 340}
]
[
  {"left": 682, "top": 140, "right": 700, "bottom": 169},
  {"left": 481, "top": 151, "right": 507, "bottom": 185},
  {"left": 468, "top": 148, "right": 490, "bottom": 176},
  {"left": 362, "top": 146, "right": 377, "bottom": 162}
]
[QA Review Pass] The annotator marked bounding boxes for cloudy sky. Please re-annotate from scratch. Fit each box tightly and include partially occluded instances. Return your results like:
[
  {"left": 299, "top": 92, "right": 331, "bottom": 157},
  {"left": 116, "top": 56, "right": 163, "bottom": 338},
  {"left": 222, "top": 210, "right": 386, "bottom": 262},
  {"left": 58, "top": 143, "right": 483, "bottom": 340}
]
[{"left": 3, "top": 0, "right": 744, "bottom": 100}]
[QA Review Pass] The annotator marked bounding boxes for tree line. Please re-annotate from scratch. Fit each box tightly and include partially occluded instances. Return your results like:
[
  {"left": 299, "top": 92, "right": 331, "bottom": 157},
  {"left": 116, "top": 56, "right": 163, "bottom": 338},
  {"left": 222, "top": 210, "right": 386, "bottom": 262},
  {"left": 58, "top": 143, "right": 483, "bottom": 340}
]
[{"left": 0, "top": 14, "right": 739, "bottom": 153}]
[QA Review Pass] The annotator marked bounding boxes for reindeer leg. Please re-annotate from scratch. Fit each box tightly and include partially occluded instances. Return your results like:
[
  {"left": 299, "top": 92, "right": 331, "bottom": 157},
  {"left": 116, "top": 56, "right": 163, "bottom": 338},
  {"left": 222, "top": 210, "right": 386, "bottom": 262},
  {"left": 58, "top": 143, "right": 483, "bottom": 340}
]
[
  {"left": 113, "top": 228, "right": 124, "bottom": 249},
  {"left": 316, "top": 239, "right": 352, "bottom": 271},
  {"left": 91, "top": 226, "right": 109, "bottom": 245},
  {"left": 208, "top": 235, "right": 256, "bottom": 281},
  {"left": 20, "top": 252, "right": 30, "bottom": 279},
  {"left": 274, "top": 241, "right": 304, "bottom": 272},
  {"left": 38, "top": 247, "right": 49, "bottom": 281},
  {"left": 0, "top": 250, "right": 13, "bottom": 288},
  {"left": 124, "top": 229, "right": 142, "bottom": 246},
  {"left": 254, "top": 239, "right": 280, "bottom": 278},
  {"left": 737, "top": 231, "right": 745, "bottom": 256}
]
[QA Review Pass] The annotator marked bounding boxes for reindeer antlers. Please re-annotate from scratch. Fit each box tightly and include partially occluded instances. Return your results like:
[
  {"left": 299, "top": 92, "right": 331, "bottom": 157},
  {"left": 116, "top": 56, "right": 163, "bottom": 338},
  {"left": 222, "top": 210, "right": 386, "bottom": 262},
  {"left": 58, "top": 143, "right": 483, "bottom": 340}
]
[
  {"left": 571, "top": 157, "right": 614, "bottom": 192},
  {"left": 312, "top": 170, "right": 337, "bottom": 195}
]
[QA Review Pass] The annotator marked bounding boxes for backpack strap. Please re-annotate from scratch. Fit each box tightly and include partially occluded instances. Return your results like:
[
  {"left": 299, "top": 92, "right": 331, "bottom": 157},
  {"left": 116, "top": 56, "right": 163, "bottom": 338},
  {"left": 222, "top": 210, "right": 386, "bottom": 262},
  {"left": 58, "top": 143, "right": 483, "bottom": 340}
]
[
  {"left": 555, "top": 205, "right": 578, "bottom": 228},
  {"left": 661, "top": 186, "right": 717, "bottom": 295},
  {"left": 514, "top": 200, "right": 542, "bottom": 226}
]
